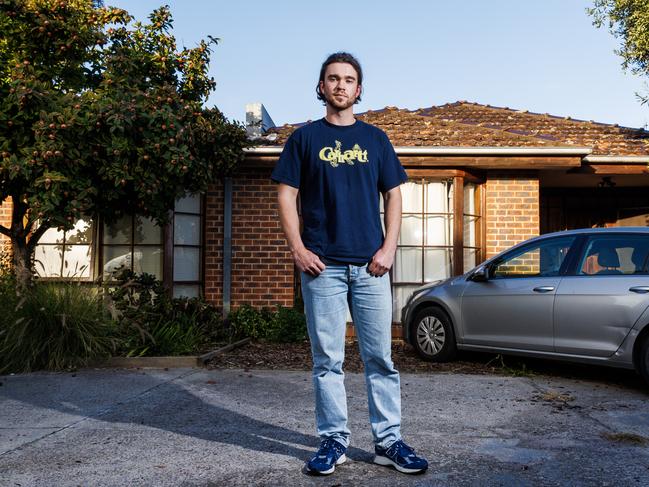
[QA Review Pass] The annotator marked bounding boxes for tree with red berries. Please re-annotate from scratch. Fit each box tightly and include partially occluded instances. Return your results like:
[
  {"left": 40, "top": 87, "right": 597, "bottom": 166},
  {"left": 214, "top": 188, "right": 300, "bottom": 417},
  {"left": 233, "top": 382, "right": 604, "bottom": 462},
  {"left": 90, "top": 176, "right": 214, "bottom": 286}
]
[{"left": 0, "top": 0, "right": 248, "bottom": 290}]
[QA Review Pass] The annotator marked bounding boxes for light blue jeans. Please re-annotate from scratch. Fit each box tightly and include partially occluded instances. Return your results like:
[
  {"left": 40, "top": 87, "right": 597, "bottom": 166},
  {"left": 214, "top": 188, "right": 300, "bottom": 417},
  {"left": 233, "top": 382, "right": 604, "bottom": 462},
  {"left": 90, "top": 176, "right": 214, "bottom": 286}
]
[{"left": 301, "top": 263, "right": 401, "bottom": 449}]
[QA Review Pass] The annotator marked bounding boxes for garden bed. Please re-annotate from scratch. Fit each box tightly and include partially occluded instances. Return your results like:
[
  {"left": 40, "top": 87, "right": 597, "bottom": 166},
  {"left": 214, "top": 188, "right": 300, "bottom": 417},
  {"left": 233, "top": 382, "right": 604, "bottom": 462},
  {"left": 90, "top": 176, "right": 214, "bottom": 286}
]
[
  {"left": 207, "top": 340, "right": 646, "bottom": 389},
  {"left": 206, "top": 340, "right": 502, "bottom": 374}
]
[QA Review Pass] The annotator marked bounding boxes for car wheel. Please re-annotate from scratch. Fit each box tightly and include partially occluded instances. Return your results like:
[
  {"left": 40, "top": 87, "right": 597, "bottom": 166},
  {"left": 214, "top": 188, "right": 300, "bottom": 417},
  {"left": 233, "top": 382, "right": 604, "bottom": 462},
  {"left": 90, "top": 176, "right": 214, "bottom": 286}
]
[
  {"left": 638, "top": 336, "right": 649, "bottom": 385},
  {"left": 410, "top": 307, "right": 456, "bottom": 362}
]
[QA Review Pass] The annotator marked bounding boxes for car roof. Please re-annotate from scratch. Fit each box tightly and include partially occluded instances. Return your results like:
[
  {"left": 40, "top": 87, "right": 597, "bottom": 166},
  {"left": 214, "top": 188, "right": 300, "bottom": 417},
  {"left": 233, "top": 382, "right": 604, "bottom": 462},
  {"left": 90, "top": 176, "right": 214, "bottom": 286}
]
[{"left": 540, "top": 227, "right": 649, "bottom": 238}]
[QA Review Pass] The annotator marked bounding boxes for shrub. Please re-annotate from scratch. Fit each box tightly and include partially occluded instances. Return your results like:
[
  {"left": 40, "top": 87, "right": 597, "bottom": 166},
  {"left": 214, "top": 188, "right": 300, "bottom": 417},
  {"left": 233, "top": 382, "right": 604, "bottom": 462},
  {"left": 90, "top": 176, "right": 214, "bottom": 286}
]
[
  {"left": 228, "top": 304, "right": 272, "bottom": 340},
  {"left": 0, "top": 282, "right": 116, "bottom": 373},
  {"left": 108, "top": 270, "right": 225, "bottom": 356},
  {"left": 229, "top": 304, "right": 307, "bottom": 342},
  {"left": 267, "top": 306, "right": 308, "bottom": 342}
]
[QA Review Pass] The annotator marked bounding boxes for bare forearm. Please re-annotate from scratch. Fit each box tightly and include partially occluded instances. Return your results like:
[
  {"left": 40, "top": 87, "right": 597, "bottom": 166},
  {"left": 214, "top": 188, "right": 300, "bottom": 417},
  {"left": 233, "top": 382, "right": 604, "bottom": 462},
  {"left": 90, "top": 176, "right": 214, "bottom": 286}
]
[
  {"left": 277, "top": 190, "right": 306, "bottom": 254},
  {"left": 368, "top": 186, "right": 402, "bottom": 276},
  {"left": 382, "top": 187, "right": 402, "bottom": 254},
  {"left": 277, "top": 183, "right": 325, "bottom": 276}
]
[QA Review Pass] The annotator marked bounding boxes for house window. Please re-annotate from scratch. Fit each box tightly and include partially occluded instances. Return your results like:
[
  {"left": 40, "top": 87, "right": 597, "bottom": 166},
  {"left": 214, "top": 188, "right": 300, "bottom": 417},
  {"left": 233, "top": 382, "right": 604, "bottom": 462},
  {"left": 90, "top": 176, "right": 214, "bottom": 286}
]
[
  {"left": 34, "top": 219, "right": 94, "bottom": 278},
  {"left": 102, "top": 216, "right": 163, "bottom": 280},
  {"left": 173, "top": 194, "right": 202, "bottom": 298},
  {"left": 463, "top": 182, "right": 483, "bottom": 270},
  {"left": 34, "top": 193, "right": 204, "bottom": 295},
  {"left": 387, "top": 179, "right": 454, "bottom": 322}
]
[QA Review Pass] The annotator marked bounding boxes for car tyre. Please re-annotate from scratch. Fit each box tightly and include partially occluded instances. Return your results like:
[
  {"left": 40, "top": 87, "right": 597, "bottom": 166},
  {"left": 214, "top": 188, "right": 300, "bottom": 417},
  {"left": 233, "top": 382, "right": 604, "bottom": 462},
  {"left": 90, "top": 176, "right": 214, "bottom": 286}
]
[
  {"left": 410, "top": 307, "right": 457, "bottom": 362},
  {"left": 638, "top": 336, "right": 649, "bottom": 385}
]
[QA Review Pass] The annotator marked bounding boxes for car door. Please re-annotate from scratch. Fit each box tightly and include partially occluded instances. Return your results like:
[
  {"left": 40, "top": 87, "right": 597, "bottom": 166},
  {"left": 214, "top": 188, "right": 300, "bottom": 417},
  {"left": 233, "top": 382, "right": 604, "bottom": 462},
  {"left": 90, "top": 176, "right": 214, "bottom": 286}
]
[
  {"left": 554, "top": 233, "right": 649, "bottom": 357},
  {"left": 461, "top": 235, "right": 576, "bottom": 351}
]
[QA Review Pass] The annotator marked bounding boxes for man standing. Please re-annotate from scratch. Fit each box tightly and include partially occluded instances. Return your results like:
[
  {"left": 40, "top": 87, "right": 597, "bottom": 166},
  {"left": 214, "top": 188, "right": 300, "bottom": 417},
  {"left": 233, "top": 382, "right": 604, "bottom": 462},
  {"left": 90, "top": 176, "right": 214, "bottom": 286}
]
[{"left": 272, "top": 52, "right": 428, "bottom": 476}]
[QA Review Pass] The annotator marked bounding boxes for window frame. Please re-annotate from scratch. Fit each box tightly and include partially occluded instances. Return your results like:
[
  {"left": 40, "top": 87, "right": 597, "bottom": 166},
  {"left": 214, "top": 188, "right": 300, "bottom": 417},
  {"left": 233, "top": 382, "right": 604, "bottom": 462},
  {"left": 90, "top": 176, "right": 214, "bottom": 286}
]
[
  {"left": 462, "top": 180, "right": 484, "bottom": 272},
  {"left": 99, "top": 215, "right": 165, "bottom": 282},
  {"left": 31, "top": 195, "right": 206, "bottom": 298},
  {"left": 389, "top": 177, "right": 455, "bottom": 287},
  {"left": 387, "top": 172, "right": 485, "bottom": 323},
  {"left": 170, "top": 193, "right": 205, "bottom": 297}
]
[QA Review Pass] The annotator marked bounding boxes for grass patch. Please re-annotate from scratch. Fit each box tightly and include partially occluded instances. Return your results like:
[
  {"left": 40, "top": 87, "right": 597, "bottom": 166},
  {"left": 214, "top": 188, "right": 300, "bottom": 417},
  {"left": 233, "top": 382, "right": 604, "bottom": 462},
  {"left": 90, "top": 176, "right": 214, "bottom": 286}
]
[
  {"left": 0, "top": 281, "right": 116, "bottom": 373},
  {"left": 486, "top": 354, "right": 535, "bottom": 377},
  {"left": 536, "top": 390, "right": 576, "bottom": 403}
]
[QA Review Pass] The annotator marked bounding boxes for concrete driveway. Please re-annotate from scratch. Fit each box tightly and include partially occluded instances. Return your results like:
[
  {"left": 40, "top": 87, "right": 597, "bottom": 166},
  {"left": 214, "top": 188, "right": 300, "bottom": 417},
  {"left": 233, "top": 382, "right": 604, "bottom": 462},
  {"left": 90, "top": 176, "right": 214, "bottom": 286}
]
[{"left": 1, "top": 366, "right": 648, "bottom": 486}]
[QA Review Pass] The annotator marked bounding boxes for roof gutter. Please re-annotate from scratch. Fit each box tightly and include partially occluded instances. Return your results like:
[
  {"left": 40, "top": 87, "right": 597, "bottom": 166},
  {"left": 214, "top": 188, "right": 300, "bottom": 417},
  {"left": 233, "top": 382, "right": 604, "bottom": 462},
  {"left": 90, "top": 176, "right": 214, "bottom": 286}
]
[
  {"left": 245, "top": 146, "right": 593, "bottom": 156},
  {"left": 583, "top": 155, "right": 649, "bottom": 163}
]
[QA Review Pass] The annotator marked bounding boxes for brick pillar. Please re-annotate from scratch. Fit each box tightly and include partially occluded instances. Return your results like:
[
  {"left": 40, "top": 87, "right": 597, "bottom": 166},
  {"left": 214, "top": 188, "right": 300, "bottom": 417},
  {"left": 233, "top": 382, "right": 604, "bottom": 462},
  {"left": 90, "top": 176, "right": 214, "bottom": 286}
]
[{"left": 485, "top": 172, "right": 539, "bottom": 258}]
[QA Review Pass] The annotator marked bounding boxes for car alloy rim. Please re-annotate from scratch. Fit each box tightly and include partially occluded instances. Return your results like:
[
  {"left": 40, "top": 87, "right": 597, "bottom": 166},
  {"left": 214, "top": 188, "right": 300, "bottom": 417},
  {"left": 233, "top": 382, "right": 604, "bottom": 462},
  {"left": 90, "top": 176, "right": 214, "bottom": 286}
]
[{"left": 416, "top": 316, "right": 446, "bottom": 356}]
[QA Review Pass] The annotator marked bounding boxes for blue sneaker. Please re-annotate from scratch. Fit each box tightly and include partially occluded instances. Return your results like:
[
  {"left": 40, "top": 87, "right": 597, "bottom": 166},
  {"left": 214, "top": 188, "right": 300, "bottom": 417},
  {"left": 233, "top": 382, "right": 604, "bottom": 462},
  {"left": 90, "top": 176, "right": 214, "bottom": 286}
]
[
  {"left": 305, "top": 438, "right": 347, "bottom": 475},
  {"left": 374, "top": 439, "right": 428, "bottom": 474}
]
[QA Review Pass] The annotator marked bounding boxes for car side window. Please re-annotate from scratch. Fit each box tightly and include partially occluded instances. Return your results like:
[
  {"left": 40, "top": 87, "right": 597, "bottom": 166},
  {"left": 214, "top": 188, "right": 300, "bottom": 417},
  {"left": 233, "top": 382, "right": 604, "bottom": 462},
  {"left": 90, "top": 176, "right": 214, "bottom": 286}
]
[
  {"left": 578, "top": 235, "right": 649, "bottom": 276},
  {"left": 491, "top": 236, "right": 576, "bottom": 279}
]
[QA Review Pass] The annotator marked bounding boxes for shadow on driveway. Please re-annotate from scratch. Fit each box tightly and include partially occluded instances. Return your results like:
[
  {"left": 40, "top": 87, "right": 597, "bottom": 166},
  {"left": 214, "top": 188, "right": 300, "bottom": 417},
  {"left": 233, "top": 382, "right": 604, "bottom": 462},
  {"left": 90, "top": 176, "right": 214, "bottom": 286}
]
[{"left": 0, "top": 368, "right": 372, "bottom": 464}]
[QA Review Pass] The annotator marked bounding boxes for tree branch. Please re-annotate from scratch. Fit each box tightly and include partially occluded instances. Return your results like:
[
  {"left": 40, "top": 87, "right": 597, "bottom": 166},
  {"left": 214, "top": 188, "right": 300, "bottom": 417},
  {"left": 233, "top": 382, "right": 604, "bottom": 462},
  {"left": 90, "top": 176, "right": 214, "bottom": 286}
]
[{"left": 27, "top": 222, "right": 51, "bottom": 251}]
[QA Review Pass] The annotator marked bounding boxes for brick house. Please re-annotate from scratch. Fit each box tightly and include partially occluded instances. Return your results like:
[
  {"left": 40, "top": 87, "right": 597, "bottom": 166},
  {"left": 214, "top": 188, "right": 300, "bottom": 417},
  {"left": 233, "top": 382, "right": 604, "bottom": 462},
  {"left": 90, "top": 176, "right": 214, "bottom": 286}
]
[
  {"left": 2, "top": 101, "right": 649, "bottom": 337},
  {"left": 213, "top": 101, "right": 649, "bottom": 336}
]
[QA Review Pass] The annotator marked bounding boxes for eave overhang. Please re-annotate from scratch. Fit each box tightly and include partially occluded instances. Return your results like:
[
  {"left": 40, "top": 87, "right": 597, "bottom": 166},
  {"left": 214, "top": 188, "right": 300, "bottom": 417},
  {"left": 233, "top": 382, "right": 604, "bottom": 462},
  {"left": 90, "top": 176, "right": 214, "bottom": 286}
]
[
  {"left": 243, "top": 146, "right": 592, "bottom": 170},
  {"left": 245, "top": 146, "right": 592, "bottom": 156}
]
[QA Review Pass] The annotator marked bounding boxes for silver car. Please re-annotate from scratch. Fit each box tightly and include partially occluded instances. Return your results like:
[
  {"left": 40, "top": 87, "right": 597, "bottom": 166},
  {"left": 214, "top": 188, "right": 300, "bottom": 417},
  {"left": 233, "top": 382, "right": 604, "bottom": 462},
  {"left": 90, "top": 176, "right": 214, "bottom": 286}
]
[{"left": 401, "top": 227, "right": 649, "bottom": 384}]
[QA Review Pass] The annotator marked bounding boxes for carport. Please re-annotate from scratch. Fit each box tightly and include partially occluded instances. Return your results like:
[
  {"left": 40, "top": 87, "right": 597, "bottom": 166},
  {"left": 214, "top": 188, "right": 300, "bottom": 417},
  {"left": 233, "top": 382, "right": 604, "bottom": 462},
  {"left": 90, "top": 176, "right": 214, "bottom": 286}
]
[{"left": 540, "top": 157, "right": 649, "bottom": 233}]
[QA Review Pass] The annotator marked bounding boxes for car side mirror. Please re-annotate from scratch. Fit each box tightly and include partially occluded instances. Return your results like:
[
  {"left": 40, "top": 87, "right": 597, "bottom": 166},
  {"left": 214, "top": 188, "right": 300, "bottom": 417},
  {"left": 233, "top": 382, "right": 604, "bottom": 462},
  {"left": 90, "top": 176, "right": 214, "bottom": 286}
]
[{"left": 469, "top": 265, "right": 489, "bottom": 282}]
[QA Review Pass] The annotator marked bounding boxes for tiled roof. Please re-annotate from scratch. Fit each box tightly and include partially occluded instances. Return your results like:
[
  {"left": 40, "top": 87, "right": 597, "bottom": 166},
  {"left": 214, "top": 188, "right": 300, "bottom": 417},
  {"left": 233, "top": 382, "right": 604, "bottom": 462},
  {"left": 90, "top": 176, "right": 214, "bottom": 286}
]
[
  {"left": 419, "top": 102, "right": 649, "bottom": 156},
  {"left": 267, "top": 101, "right": 649, "bottom": 156}
]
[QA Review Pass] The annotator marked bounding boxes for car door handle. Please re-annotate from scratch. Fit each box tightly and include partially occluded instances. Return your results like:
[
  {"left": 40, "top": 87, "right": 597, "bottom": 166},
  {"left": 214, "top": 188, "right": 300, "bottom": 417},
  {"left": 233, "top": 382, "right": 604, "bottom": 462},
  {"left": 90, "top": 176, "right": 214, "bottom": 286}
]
[
  {"left": 533, "top": 286, "right": 555, "bottom": 293},
  {"left": 629, "top": 286, "right": 649, "bottom": 294}
]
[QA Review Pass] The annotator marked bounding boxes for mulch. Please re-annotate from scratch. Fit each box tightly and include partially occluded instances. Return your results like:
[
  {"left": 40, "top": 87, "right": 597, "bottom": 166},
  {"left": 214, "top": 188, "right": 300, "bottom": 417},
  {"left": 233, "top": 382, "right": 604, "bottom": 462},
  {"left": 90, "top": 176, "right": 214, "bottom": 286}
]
[
  {"left": 206, "top": 340, "right": 647, "bottom": 390},
  {"left": 207, "top": 340, "right": 509, "bottom": 375}
]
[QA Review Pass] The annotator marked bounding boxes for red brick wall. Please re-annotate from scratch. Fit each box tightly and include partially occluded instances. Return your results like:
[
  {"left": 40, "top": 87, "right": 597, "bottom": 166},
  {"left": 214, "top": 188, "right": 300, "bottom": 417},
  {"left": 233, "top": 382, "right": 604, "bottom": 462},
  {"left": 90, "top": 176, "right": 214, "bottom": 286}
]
[
  {"left": 204, "top": 167, "right": 295, "bottom": 310},
  {"left": 204, "top": 180, "right": 224, "bottom": 305},
  {"left": 485, "top": 172, "right": 540, "bottom": 258}
]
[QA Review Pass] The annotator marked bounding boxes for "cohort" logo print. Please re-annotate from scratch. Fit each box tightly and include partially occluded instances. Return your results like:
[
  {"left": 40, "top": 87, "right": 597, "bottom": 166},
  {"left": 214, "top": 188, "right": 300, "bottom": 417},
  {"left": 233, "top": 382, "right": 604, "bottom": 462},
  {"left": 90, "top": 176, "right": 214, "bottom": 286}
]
[{"left": 318, "top": 140, "right": 369, "bottom": 167}]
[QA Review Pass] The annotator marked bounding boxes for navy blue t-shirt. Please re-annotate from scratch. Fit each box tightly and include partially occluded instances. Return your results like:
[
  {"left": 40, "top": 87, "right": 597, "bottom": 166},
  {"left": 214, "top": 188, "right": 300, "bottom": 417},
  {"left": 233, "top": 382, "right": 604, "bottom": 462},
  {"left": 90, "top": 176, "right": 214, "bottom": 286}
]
[{"left": 271, "top": 118, "right": 407, "bottom": 264}]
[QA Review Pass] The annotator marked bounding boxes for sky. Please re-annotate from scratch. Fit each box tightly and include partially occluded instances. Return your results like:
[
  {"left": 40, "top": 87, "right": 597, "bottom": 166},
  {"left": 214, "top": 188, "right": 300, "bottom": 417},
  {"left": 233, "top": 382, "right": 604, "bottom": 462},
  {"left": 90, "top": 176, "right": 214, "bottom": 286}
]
[{"left": 109, "top": 0, "right": 649, "bottom": 130}]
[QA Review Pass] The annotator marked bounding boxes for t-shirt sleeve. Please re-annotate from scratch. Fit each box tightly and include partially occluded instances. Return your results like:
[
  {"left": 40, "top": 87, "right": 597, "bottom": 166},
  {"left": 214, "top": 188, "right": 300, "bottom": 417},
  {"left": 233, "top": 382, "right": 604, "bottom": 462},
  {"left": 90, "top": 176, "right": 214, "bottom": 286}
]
[
  {"left": 378, "top": 132, "right": 407, "bottom": 193},
  {"left": 271, "top": 132, "right": 302, "bottom": 188}
]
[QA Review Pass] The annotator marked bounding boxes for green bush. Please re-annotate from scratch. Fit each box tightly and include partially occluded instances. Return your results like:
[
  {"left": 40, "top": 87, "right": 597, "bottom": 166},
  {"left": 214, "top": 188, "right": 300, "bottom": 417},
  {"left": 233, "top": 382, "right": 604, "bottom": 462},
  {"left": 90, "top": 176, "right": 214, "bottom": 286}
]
[
  {"left": 229, "top": 304, "right": 307, "bottom": 342},
  {"left": 228, "top": 304, "right": 271, "bottom": 340},
  {"left": 267, "top": 306, "right": 308, "bottom": 342},
  {"left": 0, "top": 282, "right": 116, "bottom": 373},
  {"left": 108, "top": 270, "right": 225, "bottom": 356}
]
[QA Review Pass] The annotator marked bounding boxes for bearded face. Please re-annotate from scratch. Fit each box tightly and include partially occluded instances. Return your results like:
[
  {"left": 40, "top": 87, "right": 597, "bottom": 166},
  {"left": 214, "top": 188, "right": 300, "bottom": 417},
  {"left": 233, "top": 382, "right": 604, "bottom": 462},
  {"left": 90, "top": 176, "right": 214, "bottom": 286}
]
[{"left": 320, "top": 62, "right": 361, "bottom": 111}]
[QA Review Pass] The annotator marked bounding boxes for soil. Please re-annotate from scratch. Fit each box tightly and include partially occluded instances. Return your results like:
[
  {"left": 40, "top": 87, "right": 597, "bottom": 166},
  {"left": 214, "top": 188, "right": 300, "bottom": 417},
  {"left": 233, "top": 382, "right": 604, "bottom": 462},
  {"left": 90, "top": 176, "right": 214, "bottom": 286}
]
[
  {"left": 206, "top": 340, "right": 647, "bottom": 390},
  {"left": 207, "top": 340, "right": 497, "bottom": 374}
]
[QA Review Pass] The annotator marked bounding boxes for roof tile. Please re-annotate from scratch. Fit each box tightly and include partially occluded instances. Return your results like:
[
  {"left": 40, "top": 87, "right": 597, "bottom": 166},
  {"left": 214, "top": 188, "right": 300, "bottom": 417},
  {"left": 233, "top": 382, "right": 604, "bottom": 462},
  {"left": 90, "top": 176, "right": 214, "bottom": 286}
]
[{"left": 266, "top": 101, "right": 649, "bottom": 156}]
